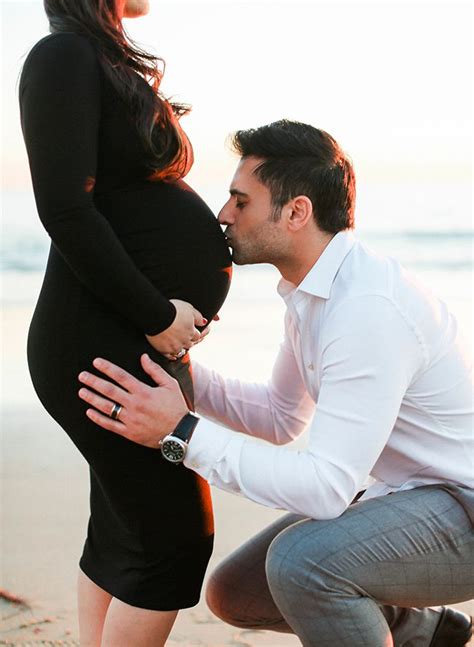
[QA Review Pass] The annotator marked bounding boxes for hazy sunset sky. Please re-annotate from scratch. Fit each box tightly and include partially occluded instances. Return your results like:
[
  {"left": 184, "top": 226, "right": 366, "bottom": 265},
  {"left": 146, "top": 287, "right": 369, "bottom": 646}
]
[{"left": 2, "top": 1, "right": 472, "bottom": 203}]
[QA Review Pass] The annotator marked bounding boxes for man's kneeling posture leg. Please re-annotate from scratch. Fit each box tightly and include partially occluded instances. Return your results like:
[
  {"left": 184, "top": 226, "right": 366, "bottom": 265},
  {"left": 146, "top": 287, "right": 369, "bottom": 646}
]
[{"left": 207, "top": 486, "right": 473, "bottom": 647}]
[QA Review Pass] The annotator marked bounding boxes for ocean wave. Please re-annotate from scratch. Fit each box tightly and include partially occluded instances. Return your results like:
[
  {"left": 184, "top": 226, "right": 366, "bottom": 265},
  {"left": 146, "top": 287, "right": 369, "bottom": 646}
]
[
  {"left": 1, "top": 236, "right": 50, "bottom": 272},
  {"left": 1, "top": 229, "right": 472, "bottom": 272},
  {"left": 361, "top": 230, "right": 473, "bottom": 241}
]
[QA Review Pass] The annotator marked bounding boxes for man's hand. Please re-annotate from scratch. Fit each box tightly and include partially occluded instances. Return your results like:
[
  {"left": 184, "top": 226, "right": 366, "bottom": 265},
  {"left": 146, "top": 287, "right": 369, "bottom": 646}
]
[{"left": 78, "top": 355, "right": 189, "bottom": 448}]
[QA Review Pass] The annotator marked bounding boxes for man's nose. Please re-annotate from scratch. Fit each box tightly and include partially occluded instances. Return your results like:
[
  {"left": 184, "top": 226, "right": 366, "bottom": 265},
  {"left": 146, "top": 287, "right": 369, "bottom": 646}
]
[{"left": 218, "top": 202, "right": 234, "bottom": 225}]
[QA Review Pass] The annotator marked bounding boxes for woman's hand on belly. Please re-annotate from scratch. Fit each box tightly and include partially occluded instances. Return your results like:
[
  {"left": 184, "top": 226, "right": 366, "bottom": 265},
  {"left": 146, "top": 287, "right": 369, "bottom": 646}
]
[{"left": 145, "top": 299, "right": 207, "bottom": 359}]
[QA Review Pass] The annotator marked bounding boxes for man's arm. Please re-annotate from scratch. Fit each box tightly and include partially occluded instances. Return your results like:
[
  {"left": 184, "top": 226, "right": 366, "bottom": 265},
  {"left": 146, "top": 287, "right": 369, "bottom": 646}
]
[
  {"left": 191, "top": 324, "right": 315, "bottom": 445},
  {"left": 79, "top": 295, "right": 423, "bottom": 519},
  {"left": 78, "top": 312, "right": 315, "bottom": 446},
  {"left": 182, "top": 295, "right": 423, "bottom": 518}
]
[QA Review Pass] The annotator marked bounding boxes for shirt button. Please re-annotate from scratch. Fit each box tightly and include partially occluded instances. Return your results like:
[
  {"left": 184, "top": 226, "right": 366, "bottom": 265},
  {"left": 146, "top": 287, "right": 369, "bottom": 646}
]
[{"left": 308, "top": 363, "right": 314, "bottom": 370}]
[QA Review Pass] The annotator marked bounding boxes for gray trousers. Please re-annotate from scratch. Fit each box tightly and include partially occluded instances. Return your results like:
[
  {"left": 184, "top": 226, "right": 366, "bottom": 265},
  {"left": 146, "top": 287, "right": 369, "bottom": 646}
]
[{"left": 206, "top": 485, "right": 474, "bottom": 646}]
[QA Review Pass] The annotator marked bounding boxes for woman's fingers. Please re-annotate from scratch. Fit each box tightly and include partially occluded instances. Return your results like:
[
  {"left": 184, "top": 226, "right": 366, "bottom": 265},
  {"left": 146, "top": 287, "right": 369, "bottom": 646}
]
[
  {"left": 146, "top": 331, "right": 189, "bottom": 356},
  {"left": 141, "top": 354, "right": 183, "bottom": 377},
  {"left": 164, "top": 352, "right": 182, "bottom": 361},
  {"left": 192, "top": 308, "right": 207, "bottom": 327},
  {"left": 170, "top": 298, "right": 207, "bottom": 326},
  {"left": 190, "top": 326, "right": 212, "bottom": 346},
  {"left": 190, "top": 329, "right": 201, "bottom": 343},
  {"left": 197, "top": 326, "right": 212, "bottom": 343}
]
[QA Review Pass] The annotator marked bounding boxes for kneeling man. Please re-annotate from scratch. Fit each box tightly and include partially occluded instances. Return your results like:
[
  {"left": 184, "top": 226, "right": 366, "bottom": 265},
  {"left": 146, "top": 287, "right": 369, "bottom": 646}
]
[{"left": 78, "top": 121, "right": 473, "bottom": 647}]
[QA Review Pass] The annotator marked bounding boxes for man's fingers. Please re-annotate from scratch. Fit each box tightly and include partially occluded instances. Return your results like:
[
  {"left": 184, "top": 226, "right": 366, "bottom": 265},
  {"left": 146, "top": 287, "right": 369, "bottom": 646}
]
[
  {"left": 91, "top": 357, "right": 142, "bottom": 393},
  {"left": 78, "top": 370, "right": 130, "bottom": 405},
  {"left": 84, "top": 408, "right": 134, "bottom": 442},
  {"left": 78, "top": 387, "right": 129, "bottom": 421},
  {"left": 140, "top": 354, "right": 177, "bottom": 384}
]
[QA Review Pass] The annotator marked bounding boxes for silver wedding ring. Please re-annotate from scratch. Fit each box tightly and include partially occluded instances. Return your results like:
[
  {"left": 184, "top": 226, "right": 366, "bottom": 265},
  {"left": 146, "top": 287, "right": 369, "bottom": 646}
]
[
  {"left": 175, "top": 348, "right": 186, "bottom": 359},
  {"left": 110, "top": 403, "right": 123, "bottom": 420}
]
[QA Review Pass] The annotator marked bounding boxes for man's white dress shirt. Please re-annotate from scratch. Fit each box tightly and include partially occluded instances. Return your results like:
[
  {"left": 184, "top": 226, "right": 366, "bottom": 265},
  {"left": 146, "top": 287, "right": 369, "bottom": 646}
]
[{"left": 184, "top": 231, "right": 473, "bottom": 519}]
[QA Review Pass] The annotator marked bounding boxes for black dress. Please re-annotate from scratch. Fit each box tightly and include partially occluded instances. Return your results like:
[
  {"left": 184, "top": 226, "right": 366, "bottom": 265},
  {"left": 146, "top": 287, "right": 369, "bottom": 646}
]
[{"left": 19, "top": 31, "right": 232, "bottom": 611}]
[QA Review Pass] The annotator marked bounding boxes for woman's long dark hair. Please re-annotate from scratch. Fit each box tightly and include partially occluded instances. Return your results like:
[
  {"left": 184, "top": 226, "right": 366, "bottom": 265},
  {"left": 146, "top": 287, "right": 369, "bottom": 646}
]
[{"left": 43, "top": 0, "right": 193, "bottom": 181}]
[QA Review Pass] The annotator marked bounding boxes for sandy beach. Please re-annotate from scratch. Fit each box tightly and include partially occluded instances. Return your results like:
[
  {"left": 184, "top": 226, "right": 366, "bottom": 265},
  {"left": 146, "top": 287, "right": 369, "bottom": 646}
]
[
  {"left": 1, "top": 404, "right": 302, "bottom": 646},
  {"left": 0, "top": 294, "right": 300, "bottom": 646},
  {"left": 2, "top": 293, "right": 473, "bottom": 646}
]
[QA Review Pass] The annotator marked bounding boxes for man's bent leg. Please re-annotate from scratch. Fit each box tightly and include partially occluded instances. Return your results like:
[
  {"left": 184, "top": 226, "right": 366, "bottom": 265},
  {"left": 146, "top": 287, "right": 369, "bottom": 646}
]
[
  {"left": 206, "top": 512, "right": 303, "bottom": 631},
  {"left": 265, "top": 485, "right": 474, "bottom": 647},
  {"left": 206, "top": 492, "right": 367, "bottom": 631}
]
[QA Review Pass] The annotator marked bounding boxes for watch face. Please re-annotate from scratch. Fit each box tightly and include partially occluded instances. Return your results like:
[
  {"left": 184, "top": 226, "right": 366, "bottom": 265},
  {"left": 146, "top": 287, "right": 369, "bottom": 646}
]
[{"left": 161, "top": 438, "right": 186, "bottom": 463}]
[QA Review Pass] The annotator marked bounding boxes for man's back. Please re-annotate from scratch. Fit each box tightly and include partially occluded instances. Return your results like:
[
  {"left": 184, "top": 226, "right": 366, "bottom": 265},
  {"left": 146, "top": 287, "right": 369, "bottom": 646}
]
[{"left": 296, "top": 232, "right": 473, "bottom": 497}]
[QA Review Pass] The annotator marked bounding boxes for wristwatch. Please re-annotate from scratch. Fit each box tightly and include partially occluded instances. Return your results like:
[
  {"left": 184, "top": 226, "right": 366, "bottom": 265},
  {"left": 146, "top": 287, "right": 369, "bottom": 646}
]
[{"left": 159, "top": 411, "right": 200, "bottom": 464}]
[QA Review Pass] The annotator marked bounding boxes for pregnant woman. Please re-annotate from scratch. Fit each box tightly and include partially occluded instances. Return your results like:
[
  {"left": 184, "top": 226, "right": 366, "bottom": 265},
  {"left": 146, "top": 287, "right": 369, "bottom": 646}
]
[{"left": 19, "top": 0, "right": 232, "bottom": 644}]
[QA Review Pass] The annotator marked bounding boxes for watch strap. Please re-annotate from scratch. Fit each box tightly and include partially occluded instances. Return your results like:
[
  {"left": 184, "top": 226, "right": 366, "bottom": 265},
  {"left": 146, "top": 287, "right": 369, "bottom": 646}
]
[{"left": 171, "top": 412, "right": 200, "bottom": 444}]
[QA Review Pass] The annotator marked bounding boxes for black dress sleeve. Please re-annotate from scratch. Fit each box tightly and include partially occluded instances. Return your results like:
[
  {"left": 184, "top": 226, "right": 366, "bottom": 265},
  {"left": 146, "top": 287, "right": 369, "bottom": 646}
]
[{"left": 19, "top": 33, "right": 177, "bottom": 335}]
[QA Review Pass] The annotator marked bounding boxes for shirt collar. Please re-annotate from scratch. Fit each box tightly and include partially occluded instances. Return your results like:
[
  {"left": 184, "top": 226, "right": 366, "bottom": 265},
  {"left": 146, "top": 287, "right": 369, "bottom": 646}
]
[{"left": 277, "top": 230, "right": 356, "bottom": 302}]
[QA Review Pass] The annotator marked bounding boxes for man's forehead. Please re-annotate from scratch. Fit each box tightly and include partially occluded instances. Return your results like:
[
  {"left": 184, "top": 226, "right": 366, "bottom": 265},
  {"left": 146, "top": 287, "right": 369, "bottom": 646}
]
[{"left": 230, "top": 156, "right": 265, "bottom": 190}]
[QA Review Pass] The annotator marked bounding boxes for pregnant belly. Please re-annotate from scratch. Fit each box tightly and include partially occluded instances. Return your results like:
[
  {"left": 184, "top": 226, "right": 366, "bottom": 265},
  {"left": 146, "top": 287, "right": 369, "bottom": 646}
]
[{"left": 95, "top": 179, "right": 233, "bottom": 321}]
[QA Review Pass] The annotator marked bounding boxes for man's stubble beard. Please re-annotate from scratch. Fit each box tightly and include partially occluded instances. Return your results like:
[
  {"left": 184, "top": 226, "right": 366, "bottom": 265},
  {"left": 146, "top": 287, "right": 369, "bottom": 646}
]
[{"left": 231, "top": 228, "right": 290, "bottom": 267}]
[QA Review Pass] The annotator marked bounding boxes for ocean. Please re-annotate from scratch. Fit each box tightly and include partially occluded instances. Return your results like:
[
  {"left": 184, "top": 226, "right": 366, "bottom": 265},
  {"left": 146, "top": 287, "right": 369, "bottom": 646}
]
[
  {"left": 2, "top": 184, "right": 472, "bottom": 305},
  {"left": 1, "top": 183, "right": 472, "bottom": 407}
]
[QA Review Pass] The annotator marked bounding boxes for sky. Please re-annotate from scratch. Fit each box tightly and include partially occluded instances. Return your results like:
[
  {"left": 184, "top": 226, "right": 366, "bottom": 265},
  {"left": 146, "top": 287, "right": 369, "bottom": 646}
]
[{"left": 1, "top": 1, "right": 472, "bottom": 220}]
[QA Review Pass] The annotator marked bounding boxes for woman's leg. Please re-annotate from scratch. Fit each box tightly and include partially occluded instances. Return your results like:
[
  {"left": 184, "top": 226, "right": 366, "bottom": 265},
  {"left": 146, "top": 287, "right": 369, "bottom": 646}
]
[
  {"left": 77, "top": 568, "right": 112, "bottom": 647},
  {"left": 101, "top": 599, "right": 178, "bottom": 647}
]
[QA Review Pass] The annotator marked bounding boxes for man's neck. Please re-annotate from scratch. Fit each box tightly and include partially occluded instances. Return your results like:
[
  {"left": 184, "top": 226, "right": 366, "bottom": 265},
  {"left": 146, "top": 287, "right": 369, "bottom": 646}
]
[{"left": 276, "top": 232, "right": 336, "bottom": 286}]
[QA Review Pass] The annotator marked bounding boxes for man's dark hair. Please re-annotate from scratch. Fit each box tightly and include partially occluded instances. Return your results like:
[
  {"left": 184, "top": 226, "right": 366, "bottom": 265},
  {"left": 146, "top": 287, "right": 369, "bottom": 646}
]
[{"left": 231, "top": 120, "right": 355, "bottom": 232}]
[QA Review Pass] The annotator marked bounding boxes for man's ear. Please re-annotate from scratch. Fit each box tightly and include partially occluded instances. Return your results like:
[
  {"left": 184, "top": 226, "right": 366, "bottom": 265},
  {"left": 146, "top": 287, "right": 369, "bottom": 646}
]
[{"left": 285, "top": 195, "right": 314, "bottom": 232}]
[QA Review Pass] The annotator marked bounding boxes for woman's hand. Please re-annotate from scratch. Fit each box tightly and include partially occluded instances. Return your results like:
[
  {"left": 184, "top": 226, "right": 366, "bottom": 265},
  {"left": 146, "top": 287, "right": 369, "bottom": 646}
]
[{"left": 145, "top": 299, "right": 207, "bottom": 359}]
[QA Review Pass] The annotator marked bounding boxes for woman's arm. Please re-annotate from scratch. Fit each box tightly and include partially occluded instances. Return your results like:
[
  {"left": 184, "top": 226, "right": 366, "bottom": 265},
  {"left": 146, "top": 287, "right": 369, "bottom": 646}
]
[{"left": 19, "top": 32, "right": 177, "bottom": 335}]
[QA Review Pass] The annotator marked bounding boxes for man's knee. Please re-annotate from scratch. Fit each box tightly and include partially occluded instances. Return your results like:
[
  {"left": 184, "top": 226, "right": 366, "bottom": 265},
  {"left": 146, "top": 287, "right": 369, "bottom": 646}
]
[
  {"left": 205, "top": 559, "right": 249, "bottom": 628},
  {"left": 265, "top": 526, "right": 307, "bottom": 600},
  {"left": 265, "top": 521, "right": 337, "bottom": 605}
]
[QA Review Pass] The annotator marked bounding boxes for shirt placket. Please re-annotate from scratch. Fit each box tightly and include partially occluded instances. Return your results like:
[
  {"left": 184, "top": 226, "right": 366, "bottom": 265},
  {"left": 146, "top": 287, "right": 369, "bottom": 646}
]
[
  {"left": 287, "top": 292, "right": 312, "bottom": 390},
  {"left": 299, "top": 295, "right": 323, "bottom": 399}
]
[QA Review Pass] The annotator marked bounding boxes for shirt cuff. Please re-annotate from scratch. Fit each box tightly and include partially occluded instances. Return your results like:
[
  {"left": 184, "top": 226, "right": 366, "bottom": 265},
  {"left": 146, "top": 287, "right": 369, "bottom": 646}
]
[{"left": 183, "top": 421, "right": 245, "bottom": 484}]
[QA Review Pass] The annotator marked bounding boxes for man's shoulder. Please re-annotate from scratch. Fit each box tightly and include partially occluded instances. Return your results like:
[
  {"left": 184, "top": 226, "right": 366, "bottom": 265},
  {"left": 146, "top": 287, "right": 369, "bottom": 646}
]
[
  {"left": 328, "top": 240, "right": 443, "bottom": 337},
  {"left": 337, "top": 239, "right": 433, "bottom": 303},
  {"left": 334, "top": 239, "right": 399, "bottom": 299}
]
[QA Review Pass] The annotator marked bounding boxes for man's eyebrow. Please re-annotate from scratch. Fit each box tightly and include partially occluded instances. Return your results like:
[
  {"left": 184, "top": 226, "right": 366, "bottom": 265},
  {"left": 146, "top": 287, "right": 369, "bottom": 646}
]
[{"left": 229, "top": 189, "right": 249, "bottom": 198}]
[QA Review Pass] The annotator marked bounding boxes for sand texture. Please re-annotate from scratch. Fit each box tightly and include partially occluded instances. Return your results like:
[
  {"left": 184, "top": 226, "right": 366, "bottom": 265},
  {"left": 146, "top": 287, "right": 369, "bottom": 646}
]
[{"left": 1, "top": 304, "right": 472, "bottom": 646}]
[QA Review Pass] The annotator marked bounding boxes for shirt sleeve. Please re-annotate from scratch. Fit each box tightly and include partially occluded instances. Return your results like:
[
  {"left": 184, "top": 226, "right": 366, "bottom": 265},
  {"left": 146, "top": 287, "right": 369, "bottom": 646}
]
[
  {"left": 184, "top": 295, "right": 423, "bottom": 519},
  {"left": 192, "top": 313, "right": 315, "bottom": 444},
  {"left": 19, "top": 33, "right": 176, "bottom": 335}
]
